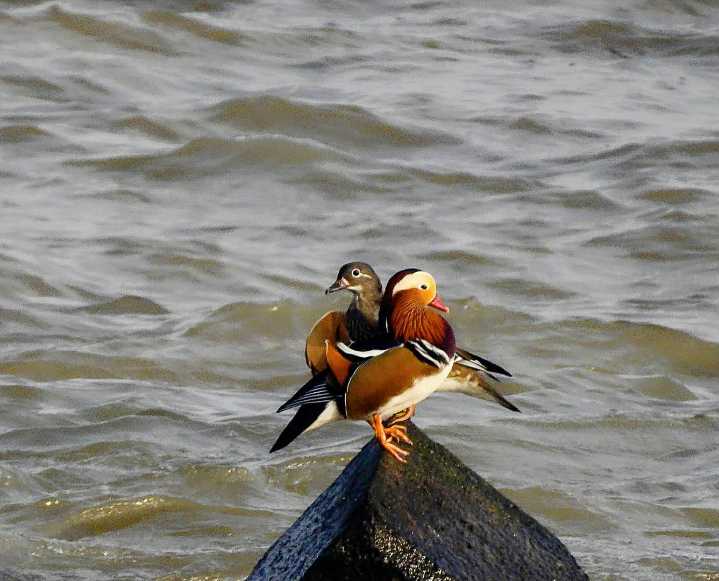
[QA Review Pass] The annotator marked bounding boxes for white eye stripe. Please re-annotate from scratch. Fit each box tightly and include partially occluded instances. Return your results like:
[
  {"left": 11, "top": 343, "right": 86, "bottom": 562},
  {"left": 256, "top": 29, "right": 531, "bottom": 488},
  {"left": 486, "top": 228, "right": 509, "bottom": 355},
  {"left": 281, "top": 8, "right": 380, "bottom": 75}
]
[{"left": 392, "top": 271, "right": 434, "bottom": 295}]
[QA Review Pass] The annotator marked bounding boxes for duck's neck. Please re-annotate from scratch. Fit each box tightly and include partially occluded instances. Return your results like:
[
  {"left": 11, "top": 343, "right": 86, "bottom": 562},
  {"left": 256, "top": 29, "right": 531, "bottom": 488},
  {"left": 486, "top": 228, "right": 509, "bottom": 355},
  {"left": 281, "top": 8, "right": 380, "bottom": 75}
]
[
  {"left": 356, "top": 287, "right": 382, "bottom": 322},
  {"left": 390, "top": 296, "right": 455, "bottom": 357},
  {"left": 346, "top": 289, "right": 382, "bottom": 341}
]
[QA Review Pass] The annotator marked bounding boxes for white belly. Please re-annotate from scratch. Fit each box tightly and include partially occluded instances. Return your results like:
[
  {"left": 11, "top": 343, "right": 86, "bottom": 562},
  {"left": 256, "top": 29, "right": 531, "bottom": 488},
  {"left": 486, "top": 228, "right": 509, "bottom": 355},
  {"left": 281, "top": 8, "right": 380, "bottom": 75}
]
[
  {"left": 436, "top": 376, "right": 466, "bottom": 393},
  {"left": 437, "top": 375, "right": 495, "bottom": 402},
  {"left": 378, "top": 363, "right": 452, "bottom": 421},
  {"left": 305, "top": 401, "right": 342, "bottom": 432}
]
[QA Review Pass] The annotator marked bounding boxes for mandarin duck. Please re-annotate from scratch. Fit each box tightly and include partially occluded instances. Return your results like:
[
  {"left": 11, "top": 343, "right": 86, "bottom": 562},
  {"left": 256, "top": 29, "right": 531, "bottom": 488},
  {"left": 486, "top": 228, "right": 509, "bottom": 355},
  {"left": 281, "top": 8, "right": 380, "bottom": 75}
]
[
  {"left": 269, "top": 263, "right": 383, "bottom": 453},
  {"left": 377, "top": 267, "right": 519, "bottom": 419},
  {"left": 272, "top": 269, "right": 456, "bottom": 462},
  {"left": 304, "top": 262, "right": 382, "bottom": 375}
]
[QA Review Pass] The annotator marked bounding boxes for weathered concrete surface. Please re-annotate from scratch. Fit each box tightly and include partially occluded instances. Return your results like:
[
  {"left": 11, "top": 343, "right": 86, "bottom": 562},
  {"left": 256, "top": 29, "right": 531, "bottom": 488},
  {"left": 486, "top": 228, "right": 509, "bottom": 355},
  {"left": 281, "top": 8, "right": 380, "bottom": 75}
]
[{"left": 249, "top": 423, "right": 588, "bottom": 581}]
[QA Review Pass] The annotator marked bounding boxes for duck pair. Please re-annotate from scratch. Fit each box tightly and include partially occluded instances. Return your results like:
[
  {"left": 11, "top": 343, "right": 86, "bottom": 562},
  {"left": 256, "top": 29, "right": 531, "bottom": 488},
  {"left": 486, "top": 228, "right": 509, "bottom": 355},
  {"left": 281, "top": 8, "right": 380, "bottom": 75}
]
[{"left": 270, "top": 263, "right": 518, "bottom": 462}]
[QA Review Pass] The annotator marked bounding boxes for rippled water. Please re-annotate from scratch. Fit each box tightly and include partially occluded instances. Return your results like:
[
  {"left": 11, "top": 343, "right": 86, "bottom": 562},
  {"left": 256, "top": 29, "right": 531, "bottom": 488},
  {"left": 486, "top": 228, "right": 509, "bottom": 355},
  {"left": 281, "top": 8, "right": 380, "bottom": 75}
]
[{"left": 1, "top": 0, "right": 719, "bottom": 579}]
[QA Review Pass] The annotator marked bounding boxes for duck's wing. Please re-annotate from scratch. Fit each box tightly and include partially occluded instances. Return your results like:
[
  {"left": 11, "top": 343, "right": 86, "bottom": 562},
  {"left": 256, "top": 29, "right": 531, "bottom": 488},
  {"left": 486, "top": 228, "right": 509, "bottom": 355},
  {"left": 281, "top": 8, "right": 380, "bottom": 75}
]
[
  {"left": 455, "top": 346, "right": 512, "bottom": 378},
  {"left": 441, "top": 364, "right": 520, "bottom": 412},
  {"left": 344, "top": 344, "right": 446, "bottom": 420},
  {"left": 304, "top": 311, "right": 350, "bottom": 375}
]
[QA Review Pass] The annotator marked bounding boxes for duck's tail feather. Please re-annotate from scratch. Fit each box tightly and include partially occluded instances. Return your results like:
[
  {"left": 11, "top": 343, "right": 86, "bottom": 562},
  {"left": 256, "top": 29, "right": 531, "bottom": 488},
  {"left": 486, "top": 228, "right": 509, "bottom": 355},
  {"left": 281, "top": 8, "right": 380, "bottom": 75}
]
[
  {"left": 270, "top": 403, "right": 327, "bottom": 453},
  {"left": 455, "top": 347, "right": 512, "bottom": 377},
  {"left": 483, "top": 382, "right": 521, "bottom": 413}
]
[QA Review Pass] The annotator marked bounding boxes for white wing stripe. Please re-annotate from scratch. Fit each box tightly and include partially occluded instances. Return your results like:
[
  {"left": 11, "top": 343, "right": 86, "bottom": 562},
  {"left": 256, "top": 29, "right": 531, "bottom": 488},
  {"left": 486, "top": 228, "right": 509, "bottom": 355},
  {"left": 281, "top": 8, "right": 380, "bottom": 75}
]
[{"left": 337, "top": 342, "right": 389, "bottom": 359}]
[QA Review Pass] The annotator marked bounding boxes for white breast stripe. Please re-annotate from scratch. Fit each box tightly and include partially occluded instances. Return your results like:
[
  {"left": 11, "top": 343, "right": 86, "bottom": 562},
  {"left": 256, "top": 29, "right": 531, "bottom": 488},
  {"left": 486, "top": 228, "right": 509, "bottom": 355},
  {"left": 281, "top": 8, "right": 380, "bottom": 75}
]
[
  {"left": 407, "top": 340, "right": 449, "bottom": 369},
  {"left": 417, "top": 339, "right": 451, "bottom": 365},
  {"left": 418, "top": 352, "right": 443, "bottom": 368}
]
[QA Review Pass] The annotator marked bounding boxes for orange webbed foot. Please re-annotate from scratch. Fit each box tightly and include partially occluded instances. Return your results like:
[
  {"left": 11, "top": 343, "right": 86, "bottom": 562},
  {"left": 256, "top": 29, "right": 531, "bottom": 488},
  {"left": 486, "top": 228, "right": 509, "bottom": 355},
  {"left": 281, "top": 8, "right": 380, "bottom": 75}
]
[
  {"left": 382, "top": 439, "right": 410, "bottom": 463},
  {"left": 372, "top": 414, "right": 410, "bottom": 463},
  {"left": 385, "top": 424, "right": 413, "bottom": 446}
]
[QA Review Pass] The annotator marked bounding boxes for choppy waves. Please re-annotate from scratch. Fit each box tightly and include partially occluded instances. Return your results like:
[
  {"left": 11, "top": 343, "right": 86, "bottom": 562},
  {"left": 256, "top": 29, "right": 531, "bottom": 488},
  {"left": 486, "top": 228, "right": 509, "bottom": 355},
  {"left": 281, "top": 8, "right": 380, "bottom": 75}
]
[{"left": 1, "top": 0, "right": 719, "bottom": 579}]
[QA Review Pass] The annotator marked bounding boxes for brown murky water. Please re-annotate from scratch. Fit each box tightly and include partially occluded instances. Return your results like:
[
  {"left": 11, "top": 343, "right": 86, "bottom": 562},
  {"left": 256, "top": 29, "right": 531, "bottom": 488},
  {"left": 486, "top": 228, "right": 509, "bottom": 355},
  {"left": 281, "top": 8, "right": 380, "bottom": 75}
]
[{"left": 1, "top": 1, "right": 719, "bottom": 579}]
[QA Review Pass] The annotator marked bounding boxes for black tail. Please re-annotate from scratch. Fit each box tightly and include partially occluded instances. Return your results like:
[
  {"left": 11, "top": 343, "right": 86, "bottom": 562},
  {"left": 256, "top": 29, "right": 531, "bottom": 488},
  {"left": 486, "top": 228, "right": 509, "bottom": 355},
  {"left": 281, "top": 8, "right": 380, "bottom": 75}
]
[
  {"left": 485, "top": 384, "right": 521, "bottom": 413},
  {"left": 456, "top": 347, "right": 512, "bottom": 377},
  {"left": 270, "top": 403, "right": 326, "bottom": 453}
]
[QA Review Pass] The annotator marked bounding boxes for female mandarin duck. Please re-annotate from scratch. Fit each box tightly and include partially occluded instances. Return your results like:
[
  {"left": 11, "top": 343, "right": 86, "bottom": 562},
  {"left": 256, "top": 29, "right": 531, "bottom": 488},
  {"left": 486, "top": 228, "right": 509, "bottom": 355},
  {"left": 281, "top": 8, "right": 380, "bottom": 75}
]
[
  {"left": 269, "top": 263, "right": 384, "bottom": 453},
  {"left": 272, "top": 269, "right": 456, "bottom": 462},
  {"left": 303, "top": 262, "right": 382, "bottom": 376}
]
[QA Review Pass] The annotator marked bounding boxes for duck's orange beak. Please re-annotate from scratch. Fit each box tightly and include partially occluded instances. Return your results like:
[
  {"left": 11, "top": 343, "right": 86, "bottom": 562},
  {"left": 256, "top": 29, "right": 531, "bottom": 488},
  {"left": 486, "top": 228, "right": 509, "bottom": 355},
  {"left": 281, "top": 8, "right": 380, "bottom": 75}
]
[{"left": 429, "top": 294, "right": 449, "bottom": 313}]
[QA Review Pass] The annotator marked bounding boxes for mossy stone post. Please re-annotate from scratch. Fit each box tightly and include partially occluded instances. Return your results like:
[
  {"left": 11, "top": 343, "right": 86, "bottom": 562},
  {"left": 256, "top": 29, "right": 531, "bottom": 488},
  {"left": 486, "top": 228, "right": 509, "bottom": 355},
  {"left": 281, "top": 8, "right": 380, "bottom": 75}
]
[{"left": 250, "top": 422, "right": 588, "bottom": 580}]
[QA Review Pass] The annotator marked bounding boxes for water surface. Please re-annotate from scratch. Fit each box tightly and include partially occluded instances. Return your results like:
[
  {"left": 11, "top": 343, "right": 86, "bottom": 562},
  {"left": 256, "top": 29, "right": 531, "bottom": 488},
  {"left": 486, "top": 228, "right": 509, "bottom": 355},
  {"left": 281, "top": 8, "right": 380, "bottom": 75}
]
[{"left": 1, "top": 0, "right": 719, "bottom": 579}]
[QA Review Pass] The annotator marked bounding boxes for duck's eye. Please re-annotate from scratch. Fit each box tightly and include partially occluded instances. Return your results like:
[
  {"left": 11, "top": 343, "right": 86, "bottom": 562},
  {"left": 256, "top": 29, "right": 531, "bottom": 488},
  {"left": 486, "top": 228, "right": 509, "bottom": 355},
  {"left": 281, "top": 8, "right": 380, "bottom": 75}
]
[
  {"left": 351, "top": 268, "right": 361, "bottom": 277},
  {"left": 420, "top": 284, "right": 428, "bottom": 290}
]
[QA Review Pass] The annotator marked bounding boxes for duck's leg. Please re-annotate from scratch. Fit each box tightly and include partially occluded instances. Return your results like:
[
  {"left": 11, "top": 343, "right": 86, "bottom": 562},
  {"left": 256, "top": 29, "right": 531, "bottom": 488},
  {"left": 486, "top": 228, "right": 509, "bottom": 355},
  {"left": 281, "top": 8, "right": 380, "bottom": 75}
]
[
  {"left": 371, "top": 414, "right": 409, "bottom": 463},
  {"left": 387, "top": 405, "right": 416, "bottom": 425},
  {"left": 368, "top": 419, "right": 411, "bottom": 445},
  {"left": 382, "top": 405, "right": 415, "bottom": 445}
]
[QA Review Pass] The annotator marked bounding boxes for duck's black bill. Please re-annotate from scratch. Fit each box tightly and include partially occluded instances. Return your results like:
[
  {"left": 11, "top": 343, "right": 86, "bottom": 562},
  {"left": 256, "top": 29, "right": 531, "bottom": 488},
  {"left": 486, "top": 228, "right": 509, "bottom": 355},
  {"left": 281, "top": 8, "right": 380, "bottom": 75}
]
[{"left": 325, "top": 279, "right": 348, "bottom": 294}]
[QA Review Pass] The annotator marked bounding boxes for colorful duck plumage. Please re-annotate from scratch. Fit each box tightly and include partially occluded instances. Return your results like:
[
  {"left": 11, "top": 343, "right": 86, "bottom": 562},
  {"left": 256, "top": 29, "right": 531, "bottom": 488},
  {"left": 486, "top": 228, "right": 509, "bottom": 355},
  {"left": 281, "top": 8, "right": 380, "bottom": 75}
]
[{"left": 271, "top": 263, "right": 519, "bottom": 461}]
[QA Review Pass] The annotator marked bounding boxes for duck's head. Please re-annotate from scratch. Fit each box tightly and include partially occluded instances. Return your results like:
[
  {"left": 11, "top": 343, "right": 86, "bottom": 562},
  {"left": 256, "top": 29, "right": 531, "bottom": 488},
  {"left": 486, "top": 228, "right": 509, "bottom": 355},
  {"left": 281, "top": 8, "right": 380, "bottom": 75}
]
[
  {"left": 381, "top": 268, "right": 454, "bottom": 353},
  {"left": 325, "top": 262, "right": 382, "bottom": 297},
  {"left": 381, "top": 269, "right": 448, "bottom": 317},
  {"left": 391, "top": 270, "right": 448, "bottom": 312}
]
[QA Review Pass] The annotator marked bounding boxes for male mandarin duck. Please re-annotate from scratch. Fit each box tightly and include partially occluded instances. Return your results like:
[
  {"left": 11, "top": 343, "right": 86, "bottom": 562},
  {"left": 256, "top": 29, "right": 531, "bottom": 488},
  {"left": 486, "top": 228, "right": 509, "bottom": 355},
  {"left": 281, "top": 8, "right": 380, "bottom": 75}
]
[{"left": 273, "top": 269, "right": 456, "bottom": 462}]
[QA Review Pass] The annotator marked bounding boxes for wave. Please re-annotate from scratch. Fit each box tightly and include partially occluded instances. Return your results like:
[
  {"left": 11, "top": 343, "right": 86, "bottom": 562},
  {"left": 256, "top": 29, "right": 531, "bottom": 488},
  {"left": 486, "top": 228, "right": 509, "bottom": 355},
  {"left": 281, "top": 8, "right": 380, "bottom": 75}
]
[
  {"left": 69, "top": 136, "right": 351, "bottom": 179},
  {"left": 564, "top": 318, "right": 719, "bottom": 377},
  {"left": 112, "top": 115, "right": 182, "bottom": 143},
  {"left": 541, "top": 18, "right": 719, "bottom": 58},
  {"left": 207, "top": 95, "right": 460, "bottom": 149},
  {"left": 142, "top": 10, "right": 244, "bottom": 45},
  {"left": 44, "top": 5, "right": 176, "bottom": 55},
  {"left": 0, "top": 350, "right": 177, "bottom": 382},
  {"left": 585, "top": 223, "right": 719, "bottom": 261},
  {"left": 76, "top": 295, "right": 169, "bottom": 316}
]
